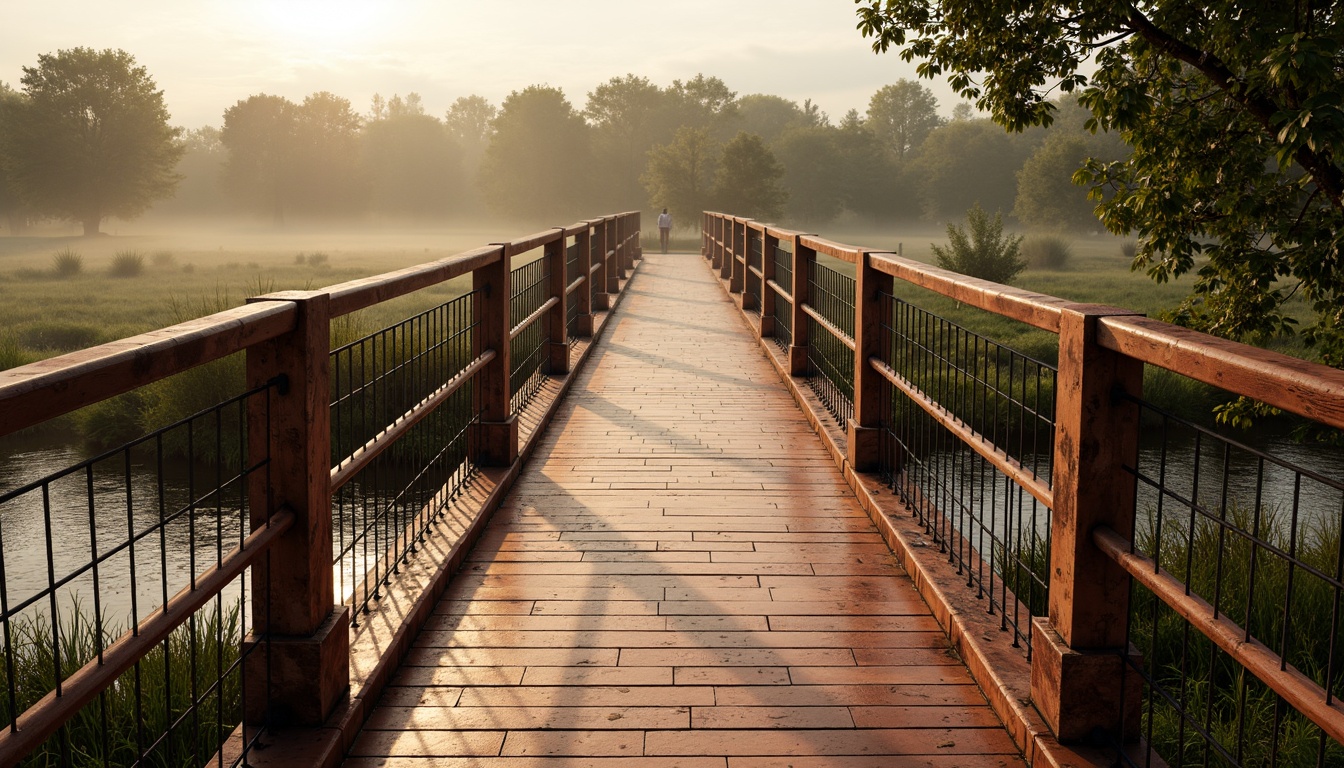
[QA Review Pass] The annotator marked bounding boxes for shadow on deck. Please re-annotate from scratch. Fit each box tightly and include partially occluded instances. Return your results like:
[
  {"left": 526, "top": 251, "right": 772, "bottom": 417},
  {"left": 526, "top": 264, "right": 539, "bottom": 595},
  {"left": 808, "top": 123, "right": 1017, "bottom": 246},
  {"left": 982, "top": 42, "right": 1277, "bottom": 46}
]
[{"left": 339, "top": 251, "right": 1026, "bottom": 767}]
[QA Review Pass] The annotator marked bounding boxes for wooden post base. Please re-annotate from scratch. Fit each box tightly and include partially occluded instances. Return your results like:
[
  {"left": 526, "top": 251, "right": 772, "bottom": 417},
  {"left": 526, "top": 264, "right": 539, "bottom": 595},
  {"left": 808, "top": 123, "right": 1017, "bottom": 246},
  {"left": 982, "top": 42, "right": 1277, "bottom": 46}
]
[
  {"left": 243, "top": 605, "right": 351, "bottom": 726},
  {"left": 475, "top": 417, "right": 520, "bottom": 467},
  {"left": 1030, "top": 617, "right": 1142, "bottom": 744},
  {"left": 577, "top": 313, "right": 595, "bottom": 336},
  {"left": 846, "top": 423, "right": 880, "bottom": 472},
  {"left": 788, "top": 345, "right": 809, "bottom": 377}
]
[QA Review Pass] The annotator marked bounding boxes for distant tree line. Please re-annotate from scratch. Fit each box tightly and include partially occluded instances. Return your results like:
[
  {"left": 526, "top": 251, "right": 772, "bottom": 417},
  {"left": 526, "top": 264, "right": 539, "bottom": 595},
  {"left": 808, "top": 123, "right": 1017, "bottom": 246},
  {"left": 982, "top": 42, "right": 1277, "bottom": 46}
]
[{"left": 0, "top": 48, "right": 1126, "bottom": 235}]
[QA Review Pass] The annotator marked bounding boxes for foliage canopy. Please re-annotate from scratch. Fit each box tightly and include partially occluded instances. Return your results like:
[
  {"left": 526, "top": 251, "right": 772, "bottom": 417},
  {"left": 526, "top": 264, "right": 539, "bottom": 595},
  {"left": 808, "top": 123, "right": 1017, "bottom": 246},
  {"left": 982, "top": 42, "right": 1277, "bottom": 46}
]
[
  {"left": 1, "top": 48, "right": 182, "bottom": 235},
  {"left": 855, "top": 0, "right": 1344, "bottom": 365}
]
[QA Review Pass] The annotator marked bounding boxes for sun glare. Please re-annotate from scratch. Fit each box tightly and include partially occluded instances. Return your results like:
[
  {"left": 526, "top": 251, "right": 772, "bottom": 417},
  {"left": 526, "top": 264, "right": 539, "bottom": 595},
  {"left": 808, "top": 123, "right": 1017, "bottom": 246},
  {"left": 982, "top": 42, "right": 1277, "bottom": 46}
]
[{"left": 253, "top": 0, "right": 385, "bottom": 46}]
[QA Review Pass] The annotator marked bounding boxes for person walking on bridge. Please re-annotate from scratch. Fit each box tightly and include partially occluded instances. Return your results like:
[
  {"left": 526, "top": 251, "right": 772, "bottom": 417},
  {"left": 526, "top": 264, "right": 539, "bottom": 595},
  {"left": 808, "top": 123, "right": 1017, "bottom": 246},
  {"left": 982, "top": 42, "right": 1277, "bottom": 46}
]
[{"left": 657, "top": 208, "right": 672, "bottom": 253}]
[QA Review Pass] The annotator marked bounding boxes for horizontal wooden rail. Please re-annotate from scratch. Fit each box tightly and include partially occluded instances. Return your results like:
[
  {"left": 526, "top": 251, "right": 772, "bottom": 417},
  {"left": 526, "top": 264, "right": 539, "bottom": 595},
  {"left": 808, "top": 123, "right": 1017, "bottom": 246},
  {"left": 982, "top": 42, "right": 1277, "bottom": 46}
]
[
  {"left": 0, "top": 508, "right": 295, "bottom": 766},
  {"left": 798, "top": 235, "right": 861, "bottom": 263},
  {"left": 800, "top": 303, "right": 856, "bottom": 352},
  {"left": 871, "top": 357, "right": 1054, "bottom": 509},
  {"left": 330, "top": 350, "right": 496, "bottom": 492},
  {"left": 565, "top": 275, "right": 586, "bottom": 296},
  {"left": 327, "top": 246, "right": 502, "bottom": 317},
  {"left": 1093, "top": 525, "right": 1344, "bottom": 744},
  {"left": 0, "top": 302, "right": 297, "bottom": 438},
  {"left": 499, "top": 228, "right": 566, "bottom": 256},
  {"left": 510, "top": 297, "right": 560, "bottom": 341},
  {"left": 589, "top": 263, "right": 603, "bottom": 276},
  {"left": 869, "top": 253, "right": 1068, "bottom": 333},
  {"left": 766, "top": 279, "right": 792, "bottom": 303},
  {"left": 1098, "top": 315, "right": 1344, "bottom": 432}
]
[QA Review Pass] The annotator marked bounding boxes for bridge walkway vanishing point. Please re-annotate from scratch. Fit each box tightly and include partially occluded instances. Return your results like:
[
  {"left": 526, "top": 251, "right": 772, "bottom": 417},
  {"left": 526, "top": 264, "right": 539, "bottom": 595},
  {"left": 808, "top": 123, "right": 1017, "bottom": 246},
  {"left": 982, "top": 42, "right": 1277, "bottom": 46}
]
[{"left": 341, "top": 250, "right": 1027, "bottom": 767}]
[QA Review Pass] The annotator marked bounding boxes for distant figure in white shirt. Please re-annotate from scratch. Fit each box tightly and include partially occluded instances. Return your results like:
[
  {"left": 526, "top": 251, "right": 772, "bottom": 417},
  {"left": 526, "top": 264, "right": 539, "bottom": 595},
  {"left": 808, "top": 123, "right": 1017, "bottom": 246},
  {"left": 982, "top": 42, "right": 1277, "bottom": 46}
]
[{"left": 657, "top": 208, "right": 672, "bottom": 253}]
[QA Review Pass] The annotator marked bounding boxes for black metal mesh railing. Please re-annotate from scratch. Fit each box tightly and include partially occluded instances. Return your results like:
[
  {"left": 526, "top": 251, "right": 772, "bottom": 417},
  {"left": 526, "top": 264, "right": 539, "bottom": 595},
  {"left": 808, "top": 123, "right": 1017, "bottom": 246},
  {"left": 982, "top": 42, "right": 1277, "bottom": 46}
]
[
  {"left": 771, "top": 243, "right": 793, "bottom": 352},
  {"left": 1114, "top": 396, "right": 1344, "bottom": 767},
  {"left": 566, "top": 241, "right": 581, "bottom": 285},
  {"left": 0, "top": 377, "right": 279, "bottom": 766},
  {"left": 745, "top": 233, "right": 762, "bottom": 315},
  {"left": 510, "top": 255, "right": 551, "bottom": 414},
  {"left": 804, "top": 259, "right": 855, "bottom": 427},
  {"left": 876, "top": 294, "right": 1057, "bottom": 654},
  {"left": 330, "top": 293, "right": 480, "bottom": 622}
]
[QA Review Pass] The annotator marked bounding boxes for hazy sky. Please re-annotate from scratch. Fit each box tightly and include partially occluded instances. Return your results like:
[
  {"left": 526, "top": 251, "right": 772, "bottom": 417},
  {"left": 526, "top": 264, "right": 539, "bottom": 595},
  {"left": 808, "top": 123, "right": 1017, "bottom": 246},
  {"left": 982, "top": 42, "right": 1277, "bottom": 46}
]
[{"left": 1, "top": 0, "right": 966, "bottom": 129}]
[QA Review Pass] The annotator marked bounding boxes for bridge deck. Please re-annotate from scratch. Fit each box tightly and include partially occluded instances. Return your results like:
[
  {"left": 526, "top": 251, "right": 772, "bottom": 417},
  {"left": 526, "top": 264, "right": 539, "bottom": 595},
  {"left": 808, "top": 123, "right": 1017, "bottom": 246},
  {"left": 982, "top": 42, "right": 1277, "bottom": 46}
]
[{"left": 342, "top": 251, "right": 1026, "bottom": 767}]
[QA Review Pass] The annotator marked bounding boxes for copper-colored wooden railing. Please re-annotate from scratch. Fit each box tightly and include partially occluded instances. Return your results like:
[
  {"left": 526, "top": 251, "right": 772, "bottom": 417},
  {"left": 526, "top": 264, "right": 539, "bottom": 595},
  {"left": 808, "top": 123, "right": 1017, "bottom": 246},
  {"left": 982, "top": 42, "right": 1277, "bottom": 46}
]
[
  {"left": 0, "top": 211, "right": 642, "bottom": 765},
  {"left": 702, "top": 210, "right": 1344, "bottom": 756}
]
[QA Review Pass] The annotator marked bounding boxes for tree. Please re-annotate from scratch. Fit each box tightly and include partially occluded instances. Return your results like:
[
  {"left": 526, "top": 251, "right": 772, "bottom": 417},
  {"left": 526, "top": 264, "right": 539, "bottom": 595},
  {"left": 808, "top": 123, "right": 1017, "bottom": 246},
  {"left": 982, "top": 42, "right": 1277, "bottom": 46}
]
[
  {"left": 667, "top": 74, "right": 740, "bottom": 139},
  {"left": 643, "top": 127, "right": 718, "bottom": 226},
  {"left": 363, "top": 112, "right": 462, "bottom": 217},
  {"left": 585, "top": 75, "right": 667, "bottom": 209},
  {"left": 1014, "top": 128, "right": 1125, "bottom": 231},
  {"left": 866, "top": 80, "right": 944, "bottom": 160},
  {"left": 774, "top": 126, "right": 845, "bottom": 225},
  {"left": 292, "top": 91, "right": 366, "bottom": 215},
  {"left": 220, "top": 94, "right": 297, "bottom": 223},
  {"left": 155, "top": 126, "right": 229, "bottom": 216},
  {"left": 1, "top": 48, "right": 182, "bottom": 235},
  {"left": 737, "top": 95, "right": 805, "bottom": 145},
  {"left": 932, "top": 203, "right": 1026, "bottom": 284},
  {"left": 714, "top": 132, "right": 787, "bottom": 221},
  {"left": 0, "top": 82, "right": 37, "bottom": 234},
  {"left": 478, "top": 85, "right": 591, "bottom": 221},
  {"left": 909, "top": 119, "right": 1030, "bottom": 222},
  {"left": 832, "top": 110, "right": 905, "bottom": 220},
  {"left": 445, "top": 95, "right": 497, "bottom": 210},
  {"left": 855, "top": 1, "right": 1344, "bottom": 366}
]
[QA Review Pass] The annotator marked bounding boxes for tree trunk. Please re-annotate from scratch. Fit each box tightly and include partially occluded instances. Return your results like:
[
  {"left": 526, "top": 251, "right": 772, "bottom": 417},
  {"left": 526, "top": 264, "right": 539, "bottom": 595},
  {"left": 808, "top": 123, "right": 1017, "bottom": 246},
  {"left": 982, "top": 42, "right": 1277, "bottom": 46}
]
[{"left": 82, "top": 216, "right": 101, "bottom": 236}]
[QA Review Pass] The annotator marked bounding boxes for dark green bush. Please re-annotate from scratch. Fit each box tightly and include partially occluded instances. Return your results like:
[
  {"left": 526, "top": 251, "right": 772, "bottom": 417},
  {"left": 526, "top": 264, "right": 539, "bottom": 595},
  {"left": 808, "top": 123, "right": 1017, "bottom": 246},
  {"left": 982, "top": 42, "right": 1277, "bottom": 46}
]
[{"left": 932, "top": 204, "right": 1026, "bottom": 284}]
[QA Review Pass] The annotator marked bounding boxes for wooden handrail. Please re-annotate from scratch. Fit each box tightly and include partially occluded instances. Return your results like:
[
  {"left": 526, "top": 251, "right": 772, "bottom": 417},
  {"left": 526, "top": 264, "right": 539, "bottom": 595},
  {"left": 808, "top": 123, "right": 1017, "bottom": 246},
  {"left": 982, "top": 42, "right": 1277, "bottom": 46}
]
[
  {"left": 869, "top": 253, "right": 1068, "bottom": 333},
  {"left": 0, "top": 508, "right": 295, "bottom": 765},
  {"left": 326, "top": 246, "right": 502, "bottom": 317},
  {"left": 0, "top": 301, "right": 297, "bottom": 438},
  {"left": 766, "top": 279, "right": 791, "bottom": 303},
  {"left": 1093, "top": 525, "right": 1344, "bottom": 744},
  {"left": 565, "top": 275, "right": 586, "bottom": 296},
  {"left": 1098, "top": 314, "right": 1344, "bottom": 431}
]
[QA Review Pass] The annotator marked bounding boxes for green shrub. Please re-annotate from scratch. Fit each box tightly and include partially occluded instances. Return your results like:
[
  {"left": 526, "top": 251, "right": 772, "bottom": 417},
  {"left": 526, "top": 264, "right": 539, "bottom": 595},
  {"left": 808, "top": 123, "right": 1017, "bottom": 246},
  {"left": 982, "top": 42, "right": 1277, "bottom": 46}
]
[
  {"left": 307, "top": 252, "right": 329, "bottom": 268},
  {"left": 1021, "top": 235, "right": 1072, "bottom": 269},
  {"left": 151, "top": 250, "right": 175, "bottom": 268},
  {"left": 1120, "top": 240, "right": 1138, "bottom": 260},
  {"left": 932, "top": 204, "right": 1026, "bottom": 284},
  {"left": 18, "top": 321, "right": 103, "bottom": 352},
  {"left": 52, "top": 248, "right": 83, "bottom": 277},
  {"left": 109, "top": 251, "right": 144, "bottom": 278}
]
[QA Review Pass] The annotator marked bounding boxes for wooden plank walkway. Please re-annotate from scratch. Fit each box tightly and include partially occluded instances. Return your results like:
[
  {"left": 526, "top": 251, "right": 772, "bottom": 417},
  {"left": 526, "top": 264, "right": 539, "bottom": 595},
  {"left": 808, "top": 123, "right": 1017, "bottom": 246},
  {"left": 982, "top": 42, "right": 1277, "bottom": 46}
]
[{"left": 343, "top": 251, "right": 1026, "bottom": 767}]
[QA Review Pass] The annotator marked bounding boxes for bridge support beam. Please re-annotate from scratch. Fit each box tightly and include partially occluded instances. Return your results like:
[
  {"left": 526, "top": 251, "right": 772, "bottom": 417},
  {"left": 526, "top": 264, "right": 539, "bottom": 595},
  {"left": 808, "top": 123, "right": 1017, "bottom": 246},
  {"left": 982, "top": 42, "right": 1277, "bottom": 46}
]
[
  {"left": 244, "top": 290, "right": 350, "bottom": 727},
  {"left": 1032, "top": 304, "right": 1145, "bottom": 744}
]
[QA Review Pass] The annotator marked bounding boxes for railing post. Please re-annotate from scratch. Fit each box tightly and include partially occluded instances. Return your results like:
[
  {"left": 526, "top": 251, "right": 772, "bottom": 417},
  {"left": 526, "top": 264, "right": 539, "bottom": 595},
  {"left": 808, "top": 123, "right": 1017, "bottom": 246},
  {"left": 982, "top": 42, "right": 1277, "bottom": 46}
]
[
  {"left": 243, "top": 290, "right": 350, "bottom": 726},
  {"left": 848, "top": 250, "right": 891, "bottom": 471},
  {"left": 1031, "top": 305, "right": 1145, "bottom": 743},
  {"left": 576, "top": 226, "right": 595, "bottom": 335},
  {"left": 760, "top": 228, "right": 779, "bottom": 338},
  {"left": 633, "top": 212, "right": 643, "bottom": 261},
  {"left": 588, "top": 220, "right": 610, "bottom": 311},
  {"left": 701, "top": 212, "right": 708, "bottom": 258},
  {"left": 789, "top": 235, "right": 814, "bottom": 376},
  {"left": 621, "top": 214, "right": 635, "bottom": 271},
  {"left": 604, "top": 217, "right": 620, "bottom": 293},
  {"left": 721, "top": 218, "right": 736, "bottom": 282},
  {"left": 473, "top": 246, "right": 517, "bottom": 466},
  {"left": 546, "top": 229, "right": 570, "bottom": 375}
]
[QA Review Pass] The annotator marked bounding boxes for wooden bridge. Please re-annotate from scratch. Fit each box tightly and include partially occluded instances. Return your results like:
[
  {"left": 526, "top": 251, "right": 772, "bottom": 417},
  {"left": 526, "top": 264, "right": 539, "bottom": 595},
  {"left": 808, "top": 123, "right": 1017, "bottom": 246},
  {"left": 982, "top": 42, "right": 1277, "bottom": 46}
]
[{"left": 0, "top": 212, "right": 1340, "bottom": 768}]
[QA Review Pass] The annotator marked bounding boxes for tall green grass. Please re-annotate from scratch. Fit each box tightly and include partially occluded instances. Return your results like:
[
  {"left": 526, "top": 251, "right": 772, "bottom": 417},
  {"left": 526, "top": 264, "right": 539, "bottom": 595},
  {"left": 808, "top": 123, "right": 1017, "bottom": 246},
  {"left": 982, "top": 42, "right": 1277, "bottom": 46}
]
[
  {"left": 1130, "top": 504, "right": 1343, "bottom": 765},
  {"left": 0, "top": 600, "right": 242, "bottom": 767}
]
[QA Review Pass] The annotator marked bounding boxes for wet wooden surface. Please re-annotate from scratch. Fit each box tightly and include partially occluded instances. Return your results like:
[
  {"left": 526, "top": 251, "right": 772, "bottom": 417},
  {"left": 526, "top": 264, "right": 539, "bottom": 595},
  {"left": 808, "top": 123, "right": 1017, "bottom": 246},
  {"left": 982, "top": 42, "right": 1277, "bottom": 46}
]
[{"left": 343, "top": 250, "right": 1026, "bottom": 767}]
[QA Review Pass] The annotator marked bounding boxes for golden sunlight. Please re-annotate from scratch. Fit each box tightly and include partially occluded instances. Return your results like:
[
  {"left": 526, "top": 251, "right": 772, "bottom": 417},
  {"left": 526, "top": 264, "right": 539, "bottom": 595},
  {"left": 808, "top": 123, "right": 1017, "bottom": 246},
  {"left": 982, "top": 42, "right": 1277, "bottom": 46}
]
[{"left": 252, "top": 0, "right": 385, "bottom": 46}]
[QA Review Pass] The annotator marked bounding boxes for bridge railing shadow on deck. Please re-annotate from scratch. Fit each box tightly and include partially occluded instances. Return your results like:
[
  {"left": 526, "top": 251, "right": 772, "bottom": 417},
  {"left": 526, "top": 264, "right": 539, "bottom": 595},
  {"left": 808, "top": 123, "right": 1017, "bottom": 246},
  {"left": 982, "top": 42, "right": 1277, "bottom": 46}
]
[
  {"left": 0, "top": 212, "right": 641, "bottom": 766},
  {"left": 703, "top": 211, "right": 1344, "bottom": 768}
]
